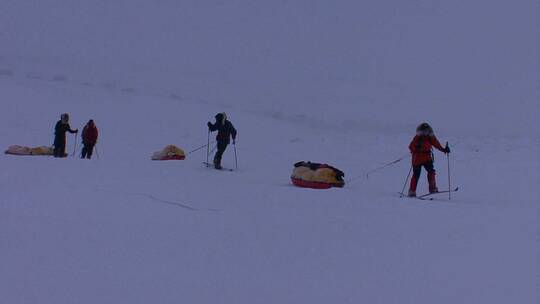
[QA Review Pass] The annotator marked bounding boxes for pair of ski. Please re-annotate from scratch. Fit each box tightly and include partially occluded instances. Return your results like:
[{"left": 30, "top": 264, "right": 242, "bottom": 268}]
[
  {"left": 203, "top": 162, "right": 235, "bottom": 172},
  {"left": 400, "top": 187, "right": 459, "bottom": 201}
]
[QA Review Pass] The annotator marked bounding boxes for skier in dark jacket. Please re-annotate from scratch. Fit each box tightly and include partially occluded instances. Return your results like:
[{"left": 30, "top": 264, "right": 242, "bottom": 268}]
[
  {"left": 53, "top": 113, "right": 78, "bottom": 158},
  {"left": 81, "top": 119, "right": 98, "bottom": 159},
  {"left": 408, "top": 122, "right": 450, "bottom": 197},
  {"left": 207, "top": 112, "right": 237, "bottom": 169}
]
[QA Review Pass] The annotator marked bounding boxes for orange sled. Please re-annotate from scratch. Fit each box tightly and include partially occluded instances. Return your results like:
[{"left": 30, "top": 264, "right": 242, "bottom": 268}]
[{"left": 291, "top": 176, "right": 344, "bottom": 189}]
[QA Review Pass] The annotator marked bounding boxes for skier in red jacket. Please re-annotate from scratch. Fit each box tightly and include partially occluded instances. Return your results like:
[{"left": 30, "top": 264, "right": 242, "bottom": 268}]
[
  {"left": 81, "top": 119, "right": 98, "bottom": 159},
  {"left": 408, "top": 123, "right": 450, "bottom": 197}
]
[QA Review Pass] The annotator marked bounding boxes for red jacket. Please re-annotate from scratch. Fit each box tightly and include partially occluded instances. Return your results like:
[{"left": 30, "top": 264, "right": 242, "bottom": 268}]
[
  {"left": 82, "top": 125, "right": 98, "bottom": 145},
  {"left": 409, "top": 135, "right": 445, "bottom": 166}
]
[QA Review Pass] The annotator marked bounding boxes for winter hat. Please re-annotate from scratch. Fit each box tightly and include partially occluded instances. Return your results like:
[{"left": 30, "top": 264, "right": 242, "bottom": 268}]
[
  {"left": 215, "top": 112, "right": 227, "bottom": 125},
  {"left": 61, "top": 113, "right": 70, "bottom": 122},
  {"left": 416, "top": 122, "right": 433, "bottom": 136}
]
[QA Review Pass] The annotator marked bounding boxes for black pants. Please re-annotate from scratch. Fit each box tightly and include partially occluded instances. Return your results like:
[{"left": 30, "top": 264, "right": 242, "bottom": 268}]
[
  {"left": 81, "top": 144, "right": 94, "bottom": 159},
  {"left": 412, "top": 162, "right": 435, "bottom": 179},
  {"left": 213, "top": 141, "right": 228, "bottom": 167},
  {"left": 53, "top": 137, "right": 67, "bottom": 158},
  {"left": 410, "top": 161, "right": 437, "bottom": 192}
]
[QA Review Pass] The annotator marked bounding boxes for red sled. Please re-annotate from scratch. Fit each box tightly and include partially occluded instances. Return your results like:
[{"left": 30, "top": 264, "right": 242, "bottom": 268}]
[
  {"left": 291, "top": 177, "right": 344, "bottom": 189},
  {"left": 153, "top": 155, "right": 185, "bottom": 161}
]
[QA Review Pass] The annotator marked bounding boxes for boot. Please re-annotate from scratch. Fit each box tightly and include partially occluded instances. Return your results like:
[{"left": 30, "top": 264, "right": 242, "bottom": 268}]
[
  {"left": 213, "top": 157, "right": 222, "bottom": 170},
  {"left": 428, "top": 171, "right": 438, "bottom": 193}
]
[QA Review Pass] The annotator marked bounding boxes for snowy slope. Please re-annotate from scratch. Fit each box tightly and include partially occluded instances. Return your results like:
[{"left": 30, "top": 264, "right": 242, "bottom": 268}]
[
  {"left": 1, "top": 0, "right": 539, "bottom": 137},
  {"left": 1, "top": 1, "right": 539, "bottom": 303}
]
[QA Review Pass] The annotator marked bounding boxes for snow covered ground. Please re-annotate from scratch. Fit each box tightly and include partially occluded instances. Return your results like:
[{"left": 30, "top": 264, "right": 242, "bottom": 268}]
[{"left": 1, "top": 1, "right": 539, "bottom": 303}]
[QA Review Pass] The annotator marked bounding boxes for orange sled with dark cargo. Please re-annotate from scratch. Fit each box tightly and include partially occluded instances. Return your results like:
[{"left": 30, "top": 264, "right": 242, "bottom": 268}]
[{"left": 290, "top": 161, "right": 345, "bottom": 189}]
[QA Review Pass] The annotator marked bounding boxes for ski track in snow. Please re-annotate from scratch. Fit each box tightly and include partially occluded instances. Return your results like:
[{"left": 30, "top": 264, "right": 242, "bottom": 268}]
[{"left": 101, "top": 188, "right": 221, "bottom": 212}]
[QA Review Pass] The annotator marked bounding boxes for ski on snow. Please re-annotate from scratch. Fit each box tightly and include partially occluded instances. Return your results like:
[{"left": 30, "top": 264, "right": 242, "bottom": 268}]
[
  {"left": 399, "top": 187, "right": 459, "bottom": 201},
  {"left": 203, "top": 162, "right": 235, "bottom": 172},
  {"left": 398, "top": 192, "right": 434, "bottom": 200},
  {"left": 417, "top": 187, "right": 459, "bottom": 199}
]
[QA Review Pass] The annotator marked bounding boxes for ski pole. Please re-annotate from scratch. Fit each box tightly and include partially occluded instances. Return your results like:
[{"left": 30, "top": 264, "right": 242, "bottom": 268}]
[
  {"left": 206, "top": 130, "right": 210, "bottom": 166},
  {"left": 366, "top": 153, "right": 409, "bottom": 179},
  {"left": 233, "top": 142, "right": 238, "bottom": 170},
  {"left": 400, "top": 166, "right": 413, "bottom": 197},
  {"left": 72, "top": 133, "right": 78, "bottom": 157},
  {"left": 95, "top": 144, "right": 100, "bottom": 160},
  {"left": 446, "top": 142, "right": 451, "bottom": 200}
]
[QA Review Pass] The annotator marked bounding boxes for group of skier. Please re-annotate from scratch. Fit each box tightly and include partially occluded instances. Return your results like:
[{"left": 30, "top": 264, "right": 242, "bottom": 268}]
[
  {"left": 52, "top": 112, "right": 450, "bottom": 197},
  {"left": 52, "top": 111, "right": 236, "bottom": 168},
  {"left": 53, "top": 113, "right": 99, "bottom": 159}
]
